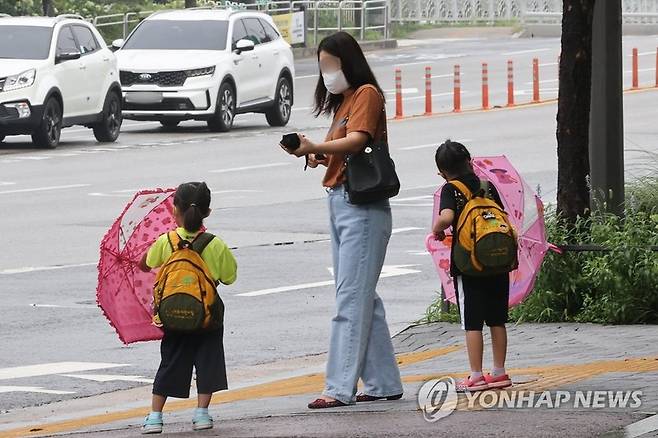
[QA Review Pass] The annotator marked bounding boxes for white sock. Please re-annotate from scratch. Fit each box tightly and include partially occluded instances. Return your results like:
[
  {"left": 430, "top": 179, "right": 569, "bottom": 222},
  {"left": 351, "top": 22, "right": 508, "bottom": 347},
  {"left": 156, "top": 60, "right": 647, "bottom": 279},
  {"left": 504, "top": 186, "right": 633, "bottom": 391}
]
[
  {"left": 149, "top": 411, "right": 162, "bottom": 419},
  {"left": 195, "top": 408, "right": 209, "bottom": 415},
  {"left": 492, "top": 367, "right": 506, "bottom": 377}
]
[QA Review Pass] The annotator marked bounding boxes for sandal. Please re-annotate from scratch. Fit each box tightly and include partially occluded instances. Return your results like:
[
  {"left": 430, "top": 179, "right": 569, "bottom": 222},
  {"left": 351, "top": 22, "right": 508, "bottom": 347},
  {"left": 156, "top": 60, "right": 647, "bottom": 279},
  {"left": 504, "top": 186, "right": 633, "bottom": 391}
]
[
  {"left": 308, "top": 398, "right": 348, "bottom": 409},
  {"left": 356, "top": 393, "right": 403, "bottom": 403}
]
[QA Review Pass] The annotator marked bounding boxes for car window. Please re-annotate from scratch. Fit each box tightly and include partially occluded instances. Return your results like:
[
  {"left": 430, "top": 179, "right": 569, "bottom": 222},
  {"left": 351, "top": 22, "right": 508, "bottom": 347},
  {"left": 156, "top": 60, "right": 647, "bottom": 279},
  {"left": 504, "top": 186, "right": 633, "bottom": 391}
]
[
  {"left": 231, "top": 19, "right": 248, "bottom": 48},
  {"left": 243, "top": 18, "right": 267, "bottom": 45},
  {"left": 56, "top": 26, "right": 79, "bottom": 55},
  {"left": 0, "top": 26, "right": 52, "bottom": 60},
  {"left": 122, "top": 20, "right": 229, "bottom": 51},
  {"left": 259, "top": 19, "right": 279, "bottom": 43},
  {"left": 72, "top": 25, "right": 99, "bottom": 54}
]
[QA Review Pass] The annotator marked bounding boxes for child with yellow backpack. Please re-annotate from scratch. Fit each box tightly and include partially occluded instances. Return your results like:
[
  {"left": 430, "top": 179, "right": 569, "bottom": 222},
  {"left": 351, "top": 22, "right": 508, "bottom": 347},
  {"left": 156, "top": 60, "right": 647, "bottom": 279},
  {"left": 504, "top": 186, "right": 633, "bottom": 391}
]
[
  {"left": 432, "top": 140, "right": 517, "bottom": 392},
  {"left": 139, "top": 182, "right": 237, "bottom": 434}
]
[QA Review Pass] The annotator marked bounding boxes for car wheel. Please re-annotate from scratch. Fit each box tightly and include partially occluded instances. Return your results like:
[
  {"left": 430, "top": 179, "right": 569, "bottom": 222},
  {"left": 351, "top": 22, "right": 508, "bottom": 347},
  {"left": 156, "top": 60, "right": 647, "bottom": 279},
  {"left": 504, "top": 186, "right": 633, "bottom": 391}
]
[
  {"left": 208, "top": 82, "right": 235, "bottom": 133},
  {"left": 160, "top": 120, "right": 180, "bottom": 129},
  {"left": 93, "top": 91, "right": 122, "bottom": 143},
  {"left": 31, "top": 98, "right": 62, "bottom": 149},
  {"left": 265, "top": 76, "right": 292, "bottom": 127}
]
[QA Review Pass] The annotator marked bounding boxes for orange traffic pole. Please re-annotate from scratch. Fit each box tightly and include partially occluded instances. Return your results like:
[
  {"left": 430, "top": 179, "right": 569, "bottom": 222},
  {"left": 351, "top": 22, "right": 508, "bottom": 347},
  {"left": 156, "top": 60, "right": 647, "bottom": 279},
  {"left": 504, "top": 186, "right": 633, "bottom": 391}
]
[
  {"left": 453, "top": 64, "right": 461, "bottom": 112},
  {"left": 507, "top": 60, "right": 515, "bottom": 107},
  {"left": 395, "top": 68, "right": 403, "bottom": 119},
  {"left": 481, "top": 63, "right": 489, "bottom": 110},
  {"left": 632, "top": 48, "right": 639, "bottom": 89},
  {"left": 424, "top": 66, "right": 432, "bottom": 115},
  {"left": 532, "top": 58, "right": 540, "bottom": 103}
]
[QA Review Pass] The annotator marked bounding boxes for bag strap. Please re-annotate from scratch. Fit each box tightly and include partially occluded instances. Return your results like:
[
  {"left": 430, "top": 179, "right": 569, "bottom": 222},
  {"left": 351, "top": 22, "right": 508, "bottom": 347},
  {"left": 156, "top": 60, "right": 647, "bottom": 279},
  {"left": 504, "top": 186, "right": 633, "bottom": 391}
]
[
  {"left": 167, "top": 231, "right": 214, "bottom": 255},
  {"left": 191, "top": 232, "right": 215, "bottom": 255},
  {"left": 449, "top": 180, "right": 473, "bottom": 200}
]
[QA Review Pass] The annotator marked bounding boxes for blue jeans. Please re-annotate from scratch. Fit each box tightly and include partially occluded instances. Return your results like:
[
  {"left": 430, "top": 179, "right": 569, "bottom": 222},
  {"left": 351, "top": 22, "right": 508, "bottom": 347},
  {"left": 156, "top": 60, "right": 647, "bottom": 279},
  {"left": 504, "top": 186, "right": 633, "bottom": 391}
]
[{"left": 323, "top": 185, "right": 403, "bottom": 404}]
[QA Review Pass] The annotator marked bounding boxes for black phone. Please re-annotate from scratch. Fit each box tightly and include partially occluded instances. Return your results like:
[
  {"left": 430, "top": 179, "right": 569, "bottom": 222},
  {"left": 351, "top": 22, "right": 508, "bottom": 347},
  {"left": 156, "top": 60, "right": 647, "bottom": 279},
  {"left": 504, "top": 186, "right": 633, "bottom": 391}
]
[{"left": 281, "top": 133, "right": 300, "bottom": 150}]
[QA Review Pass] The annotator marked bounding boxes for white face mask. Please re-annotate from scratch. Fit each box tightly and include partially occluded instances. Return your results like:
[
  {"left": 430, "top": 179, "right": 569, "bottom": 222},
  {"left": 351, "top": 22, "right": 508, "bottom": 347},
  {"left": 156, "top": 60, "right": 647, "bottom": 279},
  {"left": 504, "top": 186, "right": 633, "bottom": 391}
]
[{"left": 322, "top": 69, "right": 350, "bottom": 95}]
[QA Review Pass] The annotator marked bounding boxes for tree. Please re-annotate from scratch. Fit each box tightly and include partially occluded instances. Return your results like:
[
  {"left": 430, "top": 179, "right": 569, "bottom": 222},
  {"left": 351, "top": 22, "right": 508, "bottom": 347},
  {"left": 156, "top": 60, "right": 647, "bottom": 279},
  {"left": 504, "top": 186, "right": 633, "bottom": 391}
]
[
  {"left": 185, "top": 0, "right": 197, "bottom": 7},
  {"left": 42, "top": 0, "right": 53, "bottom": 15},
  {"left": 556, "top": 0, "right": 595, "bottom": 222}
]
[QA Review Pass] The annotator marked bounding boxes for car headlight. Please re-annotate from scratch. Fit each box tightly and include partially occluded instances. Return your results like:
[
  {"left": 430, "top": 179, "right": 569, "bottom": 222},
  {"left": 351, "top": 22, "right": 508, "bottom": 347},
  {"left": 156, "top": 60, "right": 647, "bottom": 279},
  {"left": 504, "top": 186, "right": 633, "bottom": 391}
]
[
  {"left": 185, "top": 66, "right": 215, "bottom": 78},
  {"left": 2, "top": 69, "right": 36, "bottom": 92}
]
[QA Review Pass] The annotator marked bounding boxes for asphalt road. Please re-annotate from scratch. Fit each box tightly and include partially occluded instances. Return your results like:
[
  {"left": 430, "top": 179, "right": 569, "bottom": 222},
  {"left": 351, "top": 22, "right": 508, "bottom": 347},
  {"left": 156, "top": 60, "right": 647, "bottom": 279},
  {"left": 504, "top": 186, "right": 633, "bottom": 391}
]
[{"left": 1, "top": 34, "right": 657, "bottom": 413}]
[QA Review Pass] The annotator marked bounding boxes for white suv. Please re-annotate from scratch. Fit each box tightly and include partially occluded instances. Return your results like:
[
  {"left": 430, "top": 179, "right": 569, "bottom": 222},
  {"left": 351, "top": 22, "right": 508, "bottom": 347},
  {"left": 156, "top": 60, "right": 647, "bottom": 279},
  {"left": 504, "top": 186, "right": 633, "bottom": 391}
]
[
  {"left": 113, "top": 8, "right": 295, "bottom": 132},
  {"left": 0, "top": 15, "right": 122, "bottom": 148}
]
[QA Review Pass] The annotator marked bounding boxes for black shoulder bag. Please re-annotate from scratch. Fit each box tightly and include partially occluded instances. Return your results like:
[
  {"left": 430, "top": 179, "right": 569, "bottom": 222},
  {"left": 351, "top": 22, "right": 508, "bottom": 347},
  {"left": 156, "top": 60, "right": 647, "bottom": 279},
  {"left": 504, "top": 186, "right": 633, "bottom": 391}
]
[{"left": 344, "top": 101, "right": 400, "bottom": 205}]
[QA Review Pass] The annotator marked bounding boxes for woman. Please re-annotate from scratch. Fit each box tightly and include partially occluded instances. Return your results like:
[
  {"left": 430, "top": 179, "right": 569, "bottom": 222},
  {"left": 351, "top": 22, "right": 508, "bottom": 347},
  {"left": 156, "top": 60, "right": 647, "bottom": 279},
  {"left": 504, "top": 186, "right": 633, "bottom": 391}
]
[{"left": 282, "top": 32, "right": 403, "bottom": 409}]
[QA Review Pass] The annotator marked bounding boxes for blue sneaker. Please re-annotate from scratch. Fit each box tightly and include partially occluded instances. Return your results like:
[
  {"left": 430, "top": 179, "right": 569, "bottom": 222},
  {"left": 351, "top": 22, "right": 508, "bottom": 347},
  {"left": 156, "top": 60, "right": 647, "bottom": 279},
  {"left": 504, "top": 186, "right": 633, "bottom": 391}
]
[
  {"left": 192, "top": 409, "right": 213, "bottom": 431},
  {"left": 141, "top": 413, "right": 163, "bottom": 434}
]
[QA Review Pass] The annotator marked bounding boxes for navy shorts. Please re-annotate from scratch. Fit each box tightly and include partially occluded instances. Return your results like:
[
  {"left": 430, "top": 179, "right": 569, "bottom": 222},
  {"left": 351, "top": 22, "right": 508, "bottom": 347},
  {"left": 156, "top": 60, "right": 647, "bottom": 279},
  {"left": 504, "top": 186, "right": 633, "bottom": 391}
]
[
  {"left": 153, "top": 328, "right": 228, "bottom": 398},
  {"left": 454, "top": 274, "right": 510, "bottom": 331}
]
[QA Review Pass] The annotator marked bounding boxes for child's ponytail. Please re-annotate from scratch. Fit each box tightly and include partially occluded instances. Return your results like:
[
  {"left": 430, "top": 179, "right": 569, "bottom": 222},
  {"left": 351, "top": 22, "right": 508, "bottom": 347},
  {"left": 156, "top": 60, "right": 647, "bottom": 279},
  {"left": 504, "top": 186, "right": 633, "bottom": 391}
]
[{"left": 174, "top": 182, "right": 212, "bottom": 233}]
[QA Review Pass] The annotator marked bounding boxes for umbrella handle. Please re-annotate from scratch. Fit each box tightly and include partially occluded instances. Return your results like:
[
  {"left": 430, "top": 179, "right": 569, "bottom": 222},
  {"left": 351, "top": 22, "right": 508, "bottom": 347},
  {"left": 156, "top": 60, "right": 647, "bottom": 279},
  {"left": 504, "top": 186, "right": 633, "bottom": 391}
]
[{"left": 547, "top": 243, "right": 563, "bottom": 254}]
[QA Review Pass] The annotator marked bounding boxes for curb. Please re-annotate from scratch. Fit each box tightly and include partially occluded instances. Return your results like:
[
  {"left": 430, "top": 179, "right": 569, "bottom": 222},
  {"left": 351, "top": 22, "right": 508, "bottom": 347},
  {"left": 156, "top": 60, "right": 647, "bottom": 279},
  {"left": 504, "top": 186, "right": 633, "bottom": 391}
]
[{"left": 293, "top": 39, "right": 398, "bottom": 59}]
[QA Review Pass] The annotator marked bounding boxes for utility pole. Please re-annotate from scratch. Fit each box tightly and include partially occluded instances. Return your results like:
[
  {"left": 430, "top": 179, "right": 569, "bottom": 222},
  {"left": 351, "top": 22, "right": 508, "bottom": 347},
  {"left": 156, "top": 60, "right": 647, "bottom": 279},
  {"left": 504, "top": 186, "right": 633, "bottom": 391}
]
[{"left": 589, "top": 0, "right": 625, "bottom": 215}]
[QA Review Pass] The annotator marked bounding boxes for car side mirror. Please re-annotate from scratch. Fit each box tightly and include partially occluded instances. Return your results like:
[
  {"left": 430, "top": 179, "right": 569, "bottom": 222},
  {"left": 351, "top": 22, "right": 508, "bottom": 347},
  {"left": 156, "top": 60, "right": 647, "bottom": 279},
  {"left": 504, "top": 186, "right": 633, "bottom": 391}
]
[
  {"left": 111, "top": 39, "right": 125, "bottom": 50},
  {"left": 234, "top": 39, "right": 255, "bottom": 54},
  {"left": 56, "top": 52, "right": 81, "bottom": 63}
]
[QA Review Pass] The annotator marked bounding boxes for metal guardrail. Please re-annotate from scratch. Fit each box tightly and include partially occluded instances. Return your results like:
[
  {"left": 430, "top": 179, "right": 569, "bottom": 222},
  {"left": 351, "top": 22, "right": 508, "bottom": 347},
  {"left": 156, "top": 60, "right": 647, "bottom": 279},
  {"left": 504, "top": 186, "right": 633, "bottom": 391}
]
[
  {"left": 388, "top": 0, "right": 658, "bottom": 24},
  {"left": 522, "top": 11, "right": 658, "bottom": 24},
  {"left": 91, "top": 1, "right": 389, "bottom": 45}
]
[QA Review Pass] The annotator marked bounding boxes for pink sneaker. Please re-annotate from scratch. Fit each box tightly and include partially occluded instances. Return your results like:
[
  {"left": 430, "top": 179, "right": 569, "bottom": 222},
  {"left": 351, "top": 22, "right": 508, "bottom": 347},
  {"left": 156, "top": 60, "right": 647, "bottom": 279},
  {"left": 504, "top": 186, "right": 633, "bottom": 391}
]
[
  {"left": 456, "top": 375, "right": 489, "bottom": 392},
  {"left": 484, "top": 373, "right": 512, "bottom": 389}
]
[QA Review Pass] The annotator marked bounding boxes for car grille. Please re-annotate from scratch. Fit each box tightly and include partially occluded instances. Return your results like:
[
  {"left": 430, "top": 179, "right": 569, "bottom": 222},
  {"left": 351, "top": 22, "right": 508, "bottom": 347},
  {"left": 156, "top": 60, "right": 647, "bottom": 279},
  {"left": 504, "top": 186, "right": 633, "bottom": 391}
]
[
  {"left": 123, "top": 97, "right": 205, "bottom": 112},
  {"left": 0, "top": 105, "right": 18, "bottom": 119},
  {"left": 120, "top": 71, "right": 188, "bottom": 87}
]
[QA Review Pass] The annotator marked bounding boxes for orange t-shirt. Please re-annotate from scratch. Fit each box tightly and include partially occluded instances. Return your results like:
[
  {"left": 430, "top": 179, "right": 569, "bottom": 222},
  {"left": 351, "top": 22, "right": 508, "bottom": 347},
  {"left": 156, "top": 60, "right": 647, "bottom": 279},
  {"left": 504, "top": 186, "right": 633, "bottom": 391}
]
[{"left": 322, "top": 84, "right": 386, "bottom": 188}]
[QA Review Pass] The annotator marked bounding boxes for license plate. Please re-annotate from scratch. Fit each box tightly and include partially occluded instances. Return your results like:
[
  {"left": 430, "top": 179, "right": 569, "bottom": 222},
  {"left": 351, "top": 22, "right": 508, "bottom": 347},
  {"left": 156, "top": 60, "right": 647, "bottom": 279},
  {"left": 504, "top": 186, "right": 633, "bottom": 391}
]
[{"left": 125, "top": 92, "right": 163, "bottom": 104}]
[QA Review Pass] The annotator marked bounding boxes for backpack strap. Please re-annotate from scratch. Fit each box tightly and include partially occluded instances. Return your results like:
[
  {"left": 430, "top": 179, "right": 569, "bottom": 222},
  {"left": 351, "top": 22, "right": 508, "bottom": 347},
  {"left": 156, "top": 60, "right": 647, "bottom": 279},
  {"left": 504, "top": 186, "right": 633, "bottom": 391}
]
[
  {"left": 449, "top": 180, "right": 473, "bottom": 200},
  {"left": 191, "top": 232, "right": 215, "bottom": 255},
  {"left": 167, "top": 231, "right": 180, "bottom": 252}
]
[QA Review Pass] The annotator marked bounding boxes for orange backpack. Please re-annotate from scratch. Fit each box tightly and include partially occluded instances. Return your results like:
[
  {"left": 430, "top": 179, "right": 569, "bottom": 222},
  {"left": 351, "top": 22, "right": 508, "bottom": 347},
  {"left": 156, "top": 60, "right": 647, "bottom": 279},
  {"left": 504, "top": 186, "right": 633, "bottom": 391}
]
[
  {"left": 152, "top": 232, "right": 224, "bottom": 332},
  {"left": 450, "top": 180, "right": 518, "bottom": 276}
]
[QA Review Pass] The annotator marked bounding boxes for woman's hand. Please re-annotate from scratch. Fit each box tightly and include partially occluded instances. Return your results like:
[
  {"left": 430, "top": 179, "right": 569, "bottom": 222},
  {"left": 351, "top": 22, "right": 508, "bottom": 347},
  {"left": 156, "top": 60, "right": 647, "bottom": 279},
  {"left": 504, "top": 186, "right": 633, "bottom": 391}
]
[
  {"left": 280, "top": 134, "right": 317, "bottom": 157},
  {"left": 307, "top": 153, "right": 329, "bottom": 168}
]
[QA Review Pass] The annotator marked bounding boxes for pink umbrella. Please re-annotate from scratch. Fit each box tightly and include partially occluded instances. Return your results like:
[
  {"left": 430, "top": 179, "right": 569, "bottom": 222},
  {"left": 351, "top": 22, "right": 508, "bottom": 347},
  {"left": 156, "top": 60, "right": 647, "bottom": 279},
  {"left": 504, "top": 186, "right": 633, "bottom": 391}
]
[
  {"left": 97, "top": 188, "right": 177, "bottom": 344},
  {"left": 425, "top": 156, "right": 552, "bottom": 307}
]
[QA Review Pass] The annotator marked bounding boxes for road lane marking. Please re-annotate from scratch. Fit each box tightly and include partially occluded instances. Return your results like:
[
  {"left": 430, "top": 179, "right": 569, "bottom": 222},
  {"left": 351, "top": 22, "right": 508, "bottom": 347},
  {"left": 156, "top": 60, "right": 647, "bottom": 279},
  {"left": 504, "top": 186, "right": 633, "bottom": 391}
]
[
  {"left": 237, "top": 264, "right": 422, "bottom": 297},
  {"left": 400, "top": 139, "right": 472, "bottom": 151},
  {"left": 626, "top": 414, "right": 658, "bottom": 438},
  {"left": 61, "top": 374, "right": 154, "bottom": 384},
  {"left": 0, "top": 184, "right": 90, "bottom": 195},
  {"left": 209, "top": 163, "right": 291, "bottom": 174},
  {"left": 0, "top": 362, "right": 129, "bottom": 380},
  {"left": 0, "top": 182, "right": 16, "bottom": 186},
  {"left": 0, "top": 262, "right": 96, "bottom": 275},
  {"left": 503, "top": 48, "right": 552, "bottom": 55},
  {"left": 383, "top": 88, "right": 419, "bottom": 95},
  {"left": 29, "top": 303, "right": 97, "bottom": 310},
  {"left": 391, "top": 227, "right": 423, "bottom": 234},
  {"left": 0, "top": 386, "right": 75, "bottom": 395}
]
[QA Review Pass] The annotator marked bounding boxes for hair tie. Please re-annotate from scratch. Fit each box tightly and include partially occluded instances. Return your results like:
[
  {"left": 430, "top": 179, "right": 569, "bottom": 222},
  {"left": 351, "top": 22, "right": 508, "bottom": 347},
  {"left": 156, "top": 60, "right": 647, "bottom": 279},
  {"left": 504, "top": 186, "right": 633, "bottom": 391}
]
[{"left": 190, "top": 203, "right": 197, "bottom": 207}]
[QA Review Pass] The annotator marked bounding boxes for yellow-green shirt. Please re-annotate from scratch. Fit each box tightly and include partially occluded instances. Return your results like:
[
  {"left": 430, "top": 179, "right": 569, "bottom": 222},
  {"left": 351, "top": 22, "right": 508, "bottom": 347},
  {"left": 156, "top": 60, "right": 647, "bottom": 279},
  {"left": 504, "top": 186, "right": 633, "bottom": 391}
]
[{"left": 146, "top": 227, "right": 237, "bottom": 285}]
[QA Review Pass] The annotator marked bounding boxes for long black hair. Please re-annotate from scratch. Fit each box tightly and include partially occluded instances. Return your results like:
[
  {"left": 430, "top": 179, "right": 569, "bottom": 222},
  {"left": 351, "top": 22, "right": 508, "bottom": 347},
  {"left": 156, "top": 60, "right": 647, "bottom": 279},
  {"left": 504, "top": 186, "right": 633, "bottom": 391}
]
[
  {"left": 313, "top": 31, "right": 383, "bottom": 117},
  {"left": 435, "top": 140, "right": 473, "bottom": 177},
  {"left": 173, "top": 182, "right": 211, "bottom": 233}
]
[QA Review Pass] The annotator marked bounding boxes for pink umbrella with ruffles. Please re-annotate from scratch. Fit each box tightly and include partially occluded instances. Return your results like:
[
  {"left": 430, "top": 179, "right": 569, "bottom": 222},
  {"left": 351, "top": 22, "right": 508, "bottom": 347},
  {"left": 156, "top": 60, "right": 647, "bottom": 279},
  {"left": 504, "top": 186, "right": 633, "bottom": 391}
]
[
  {"left": 425, "top": 156, "right": 555, "bottom": 307},
  {"left": 97, "top": 188, "right": 177, "bottom": 344}
]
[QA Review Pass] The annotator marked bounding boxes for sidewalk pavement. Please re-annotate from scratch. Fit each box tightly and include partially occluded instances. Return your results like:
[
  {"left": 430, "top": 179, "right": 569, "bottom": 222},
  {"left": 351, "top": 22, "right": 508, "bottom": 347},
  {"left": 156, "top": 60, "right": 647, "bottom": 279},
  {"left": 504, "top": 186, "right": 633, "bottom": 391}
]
[{"left": 1, "top": 323, "right": 657, "bottom": 438}]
